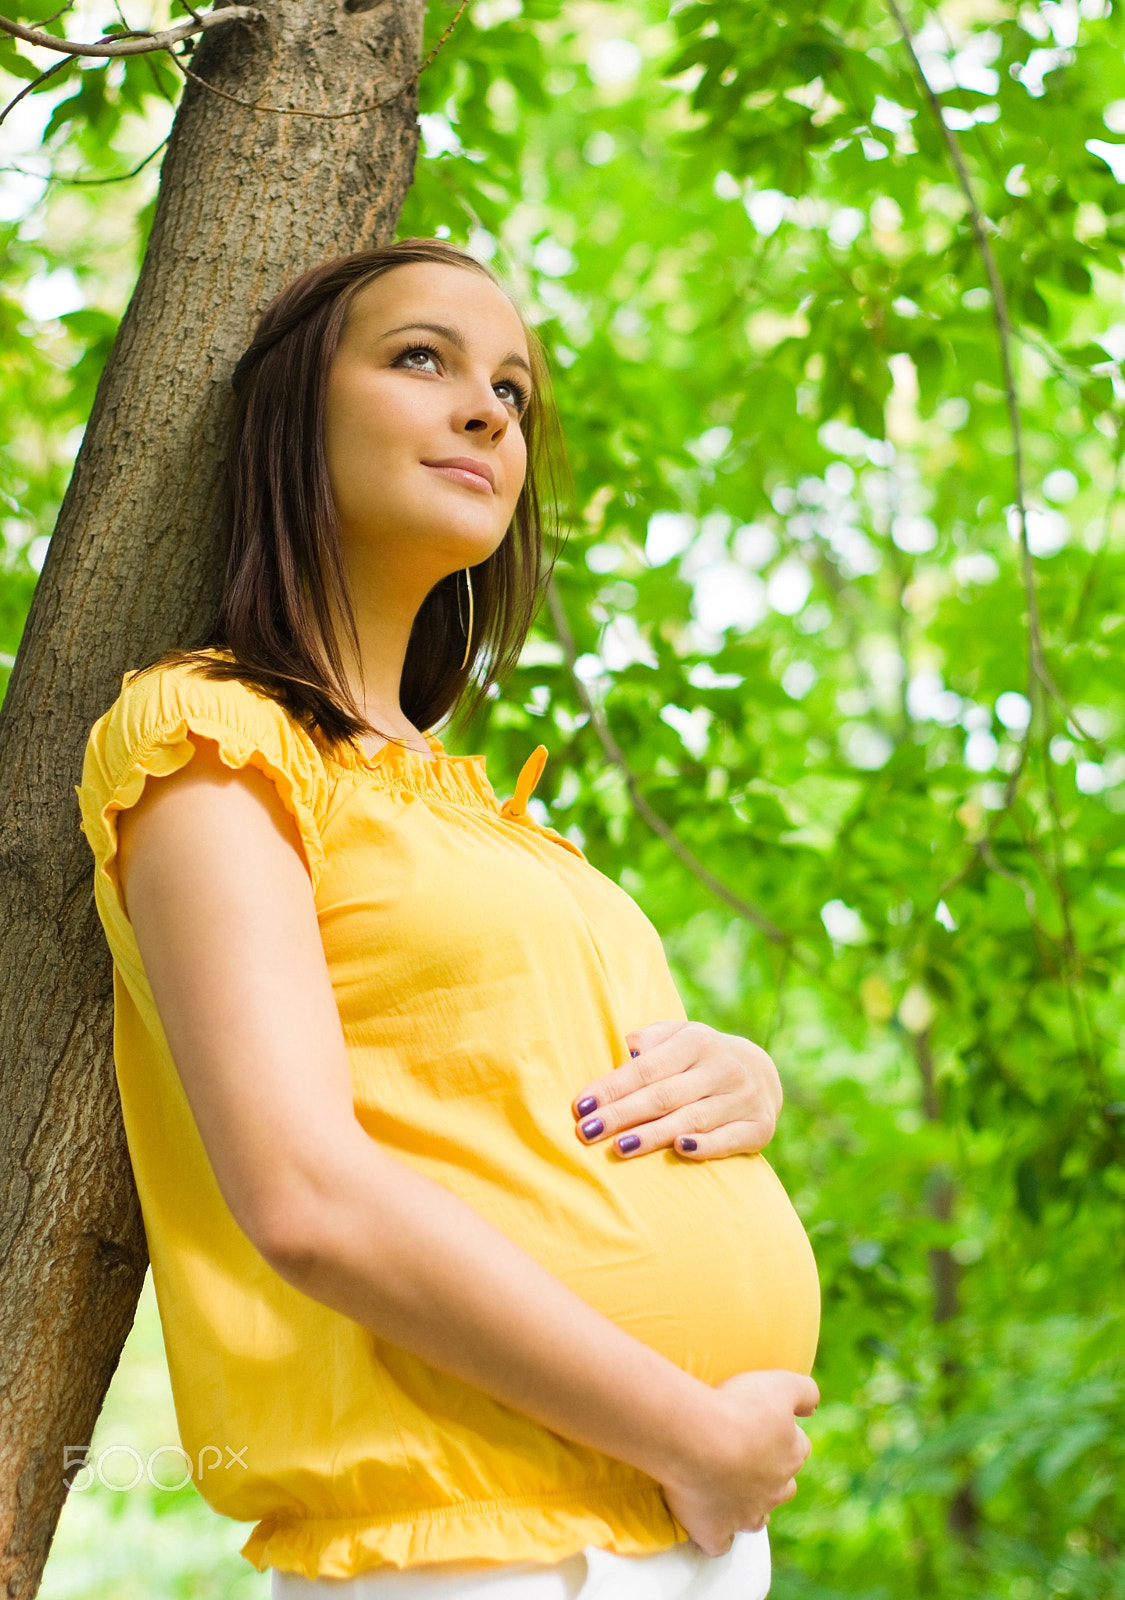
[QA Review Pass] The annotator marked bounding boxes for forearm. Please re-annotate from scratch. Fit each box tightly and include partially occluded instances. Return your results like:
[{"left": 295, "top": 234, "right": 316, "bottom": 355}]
[{"left": 272, "top": 1128, "right": 716, "bottom": 1487}]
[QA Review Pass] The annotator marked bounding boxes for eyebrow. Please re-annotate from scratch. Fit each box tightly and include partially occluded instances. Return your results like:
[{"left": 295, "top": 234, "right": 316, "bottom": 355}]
[{"left": 379, "top": 321, "right": 533, "bottom": 378}]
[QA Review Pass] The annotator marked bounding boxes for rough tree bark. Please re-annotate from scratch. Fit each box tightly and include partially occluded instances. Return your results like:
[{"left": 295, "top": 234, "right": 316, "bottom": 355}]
[{"left": 0, "top": 0, "right": 424, "bottom": 1589}]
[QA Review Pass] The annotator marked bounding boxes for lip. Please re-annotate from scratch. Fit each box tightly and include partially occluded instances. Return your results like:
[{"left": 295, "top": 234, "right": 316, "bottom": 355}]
[{"left": 422, "top": 457, "right": 495, "bottom": 494}]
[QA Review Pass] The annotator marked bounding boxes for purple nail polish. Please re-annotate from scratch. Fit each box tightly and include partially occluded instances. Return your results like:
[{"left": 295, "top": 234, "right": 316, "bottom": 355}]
[
  {"left": 618, "top": 1134, "right": 641, "bottom": 1153},
  {"left": 580, "top": 1118, "right": 604, "bottom": 1140},
  {"left": 629, "top": 1048, "right": 640, "bottom": 1058},
  {"left": 680, "top": 1137, "right": 698, "bottom": 1152},
  {"left": 576, "top": 1096, "right": 599, "bottom": 1117}
]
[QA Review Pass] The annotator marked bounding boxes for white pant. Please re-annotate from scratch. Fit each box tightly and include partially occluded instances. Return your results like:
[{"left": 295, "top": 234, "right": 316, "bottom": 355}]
[{"left": 270, "top": 1528, "right": 770, "bottom": 1600}]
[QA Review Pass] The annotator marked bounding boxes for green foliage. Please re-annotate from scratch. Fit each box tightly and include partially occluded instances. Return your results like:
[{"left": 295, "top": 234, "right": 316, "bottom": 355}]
[
  {"left": 5, "top": 0, "right": 1125, "bottom": 1594},
  {"left": 0, "top": 0, "right": 175, "bottom": 685}
]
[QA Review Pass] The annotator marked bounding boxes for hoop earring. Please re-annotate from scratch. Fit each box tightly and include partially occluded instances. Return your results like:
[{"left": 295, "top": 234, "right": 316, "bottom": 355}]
[{"left": 458, "top": 567, "right": 474, "bottom": 671}]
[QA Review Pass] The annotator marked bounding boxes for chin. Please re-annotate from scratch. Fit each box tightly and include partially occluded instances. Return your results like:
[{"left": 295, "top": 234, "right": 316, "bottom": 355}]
[{"left": 426, "top": 506, "right": 513, "bottom": 568}]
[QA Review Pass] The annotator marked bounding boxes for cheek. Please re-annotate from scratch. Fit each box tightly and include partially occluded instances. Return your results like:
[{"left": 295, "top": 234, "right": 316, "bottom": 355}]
[
  {"left": 325, "top": 379, "right": 382, "bottom": 495},
  {"left": 324, "top": 376, "right": 424, "bottom": 516},
  {"left": 326, "top": 379, "right": 400, "bottom": 467},
  {"left": 326, "top": 370, "right": 430, "bottom": 462},
  {"left": 503, "top": 434, "right": 529, "bottom": 514}
]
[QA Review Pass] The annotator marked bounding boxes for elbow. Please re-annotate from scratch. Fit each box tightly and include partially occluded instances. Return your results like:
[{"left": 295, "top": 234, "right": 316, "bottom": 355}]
[
  {"left": 244, "top": 1192, "right": 329, "bottom": 1284},
  {"left": 232, "top": 1136, "right": 373, "bottom": 1280},
  {"left": 238, "top": 1132, "right": 386, "bottom": 1288}
]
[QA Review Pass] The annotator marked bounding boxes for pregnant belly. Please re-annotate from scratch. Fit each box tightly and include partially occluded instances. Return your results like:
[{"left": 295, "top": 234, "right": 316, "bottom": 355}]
[
  {"left": 543, "top": 1150, "right": 821, "bottom": 1384},
  {"left": 382, "top": 1117, "right": 821, "bottom": 1387}
]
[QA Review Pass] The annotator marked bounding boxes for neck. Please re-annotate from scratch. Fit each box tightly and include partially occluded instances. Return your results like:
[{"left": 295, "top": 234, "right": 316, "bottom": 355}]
[{"left": 332, "top": 542, "right": 448, "bottom": 751}]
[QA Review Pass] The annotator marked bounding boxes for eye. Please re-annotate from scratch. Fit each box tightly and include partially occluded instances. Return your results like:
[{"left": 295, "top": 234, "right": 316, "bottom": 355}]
[
  {"left": 495, "top": 376, "right": 530, "bottom": 414},
  {"left": 394, "top": 343, "right": 442, "bottom": 374}
]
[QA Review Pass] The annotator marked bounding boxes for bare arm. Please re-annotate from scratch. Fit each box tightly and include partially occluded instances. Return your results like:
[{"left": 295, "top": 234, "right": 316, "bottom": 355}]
[{"left": 116, "top": 741, "right": 817, "bottom": 1551}]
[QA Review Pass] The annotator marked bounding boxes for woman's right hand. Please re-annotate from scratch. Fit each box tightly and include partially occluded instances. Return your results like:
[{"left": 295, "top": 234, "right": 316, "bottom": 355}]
[{"left": 658, "top": 1370, "right": 820, "bottom": 1556}]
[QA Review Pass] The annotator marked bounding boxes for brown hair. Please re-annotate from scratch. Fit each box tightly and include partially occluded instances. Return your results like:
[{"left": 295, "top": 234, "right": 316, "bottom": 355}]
[{"left": 173, "top": 238, "right": 566, "bottom": 744}]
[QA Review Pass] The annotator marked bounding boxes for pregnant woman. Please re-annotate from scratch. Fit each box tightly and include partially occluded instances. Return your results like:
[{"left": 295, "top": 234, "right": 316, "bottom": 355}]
[{"left": 77, "top": 238, "right": 820, "bottom": 1600}]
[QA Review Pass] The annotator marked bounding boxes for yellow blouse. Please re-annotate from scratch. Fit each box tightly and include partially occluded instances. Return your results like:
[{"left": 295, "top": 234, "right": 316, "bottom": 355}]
[{"left": 77, "top": 658, "right": 820, "bottom": 1581}]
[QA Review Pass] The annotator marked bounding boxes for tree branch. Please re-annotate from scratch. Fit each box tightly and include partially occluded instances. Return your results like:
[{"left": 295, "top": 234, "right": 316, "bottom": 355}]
[
  {"left": 0, "top": 52, "right": 70, "bottom": 129},
  {"left": 2, "top": 0, "right": 465, "bottom": 130},
  {"left": 890, "top": 5, "right": 1093, "bottom": 747},
  {"left": 61, "top": 133, "right": 170, "bottom": 184},
  {"left": 886, "top": 0, "right": 1052, "bottom": 716},
  {"left": 417, "top": 0, "right": 470, "bottom": 77},
  {"left": 888, "top": 0, "right": 1108, "bottom": 1095},
  {"left": 167, "top": 0, "right": 467, "bottom": 119},
  {"left": 1067, "top": 419, "right": 1125, "bottom": 646},
  {"left": 546, "top": 581, "right": 791, "bottom": 945},
  {"left": 0, "top": 4, "right": 259, "bottom": 58},
  {"left": 170, "top": 49, "right": 416, "bottom": 118}
]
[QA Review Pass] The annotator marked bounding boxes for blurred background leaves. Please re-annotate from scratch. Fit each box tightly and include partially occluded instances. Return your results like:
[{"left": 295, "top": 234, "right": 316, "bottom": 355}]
[{"left": 3, "top": 0, "right": 1123, "bottom": 1594}]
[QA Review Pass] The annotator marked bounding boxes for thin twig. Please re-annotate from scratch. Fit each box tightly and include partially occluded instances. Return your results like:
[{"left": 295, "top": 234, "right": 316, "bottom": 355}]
[
  {"left": 1035, "top": 730, "right": 1103, "bottom": 1078},
  {"left": 37, "top": 0, "right": 77, "bottom": 27},
  {"left": 173, "top": 0, "right": 469, "bottom": 120},
  {"left": 142, "top": 34, "right": 180, "bottom": 107},
  {"left": 0, "top": 52, "right": 70, "bottom": 129},
  {"left": 976, "top": 836, "right": 1037, "bottom": 920},
  {"left": 762, "top": 946, "right": 794, "bottom": 1049},
  {"left": 890, "top": 12, "right": 1091, "bottom": 744},
  {"left": 546, "top": 581, "right": 791, "bottom": 945},
  {"left": 170, "top": 51, "right": 414, "bottom": 118},
  {"left": 0, "top": 133, "right": 169, "bottom": 183},
  {"left": 418, "top": 0, "right": 471, "bottom": 77},
  {"left": 0, "top": 4, "right": 258, "bottom": 57},
  {"left": 888, "top": 0, "right": 1107, "bottom": 1094},
  {"left": 68, "top": 133, "right": 170, "bottom": 183},
  {"left": 886, "top": 0, "right": 1050, "bottom": 717},
  {"left": 1067, "top": 421, "right": 1125, "bottom": 646}
]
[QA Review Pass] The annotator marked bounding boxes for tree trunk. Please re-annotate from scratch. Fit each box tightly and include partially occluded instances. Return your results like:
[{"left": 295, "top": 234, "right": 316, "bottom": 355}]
[{"left": 0, "top": 1, "right": 423, "bottom": 1588}]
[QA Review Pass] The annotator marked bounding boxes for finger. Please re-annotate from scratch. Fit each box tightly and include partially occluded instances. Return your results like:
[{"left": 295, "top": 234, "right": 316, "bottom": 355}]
[
  {"left": 588, "top": 1095, "right": 752, "bottom": 1158},
  {"left": 791, "top": 1377, "right": 820, "bottom": 1416},
  {"left": 624, "top": 1019, "right": 688, "bottom": 1055},
  {"left": 572, "top": 1026, "right": 712, "bottom": 1122},
  {"left": 577, "top": 1061, "right": 743, "bottom": 1146},
  {"left": 638, "top": 1028, "right": 780, "bottom": 1125},
  {"left": 672, "top": 1119, "right": 775, "bottom": 1159},
  {"left": 696, "top": 1529, "right": 739, "bottom": 1557},
  {"left": 572, "top": 1017, "right": 704, "bottom": 1120}
]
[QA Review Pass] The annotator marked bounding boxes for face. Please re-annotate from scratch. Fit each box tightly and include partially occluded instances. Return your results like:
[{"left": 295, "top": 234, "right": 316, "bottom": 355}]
[{"left": 323, "top": 261, "right": 531, "bottom": 588}]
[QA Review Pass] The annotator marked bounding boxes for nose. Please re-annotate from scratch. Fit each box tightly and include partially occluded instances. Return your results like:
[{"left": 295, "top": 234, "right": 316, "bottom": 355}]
[{"left": 458, "top": 377, "right": 510, "bottom": 443}]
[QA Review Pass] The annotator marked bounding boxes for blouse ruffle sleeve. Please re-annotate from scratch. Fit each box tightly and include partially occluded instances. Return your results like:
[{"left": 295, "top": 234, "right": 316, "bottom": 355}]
[{"left": 77, "top": 659, "right": 329, "bottom": 944}]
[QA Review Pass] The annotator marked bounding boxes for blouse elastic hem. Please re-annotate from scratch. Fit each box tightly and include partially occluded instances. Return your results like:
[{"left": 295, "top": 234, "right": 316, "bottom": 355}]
[
  {"left": 322, "top": 730, "right": 504, "bottom": 815},
  {"left": 240, "top": 1484, "right": 685, "bottom": 1580}
]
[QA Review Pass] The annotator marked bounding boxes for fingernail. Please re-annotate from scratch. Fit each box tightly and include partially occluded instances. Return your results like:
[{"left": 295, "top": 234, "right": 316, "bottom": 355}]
[
  {"left": 580, "top": 1118, "right": 604, "bottom": 1140},
  {"left": 617, "top": 1134, "right": 641, "bottom": 1153},
  {"left": 679, "top": 1137, "right": 698, "bottom": 1152},
  {"left": 629, "top": 1048, "right": 640, "bottom": 1058},
  {"left": 576, "top": 1096, "right": 599, "bottom": 1117}
]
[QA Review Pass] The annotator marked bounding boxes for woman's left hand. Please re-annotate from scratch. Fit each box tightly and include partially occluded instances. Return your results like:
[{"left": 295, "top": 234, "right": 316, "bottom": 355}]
[{"left": 571, "top": 1020, "right": 783, "bottom": 1160}]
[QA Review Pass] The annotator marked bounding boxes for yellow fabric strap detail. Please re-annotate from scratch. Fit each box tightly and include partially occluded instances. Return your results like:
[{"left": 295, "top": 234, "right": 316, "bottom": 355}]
[{"left": 501, "top": 745, "right": 549, "bottom": 819}]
